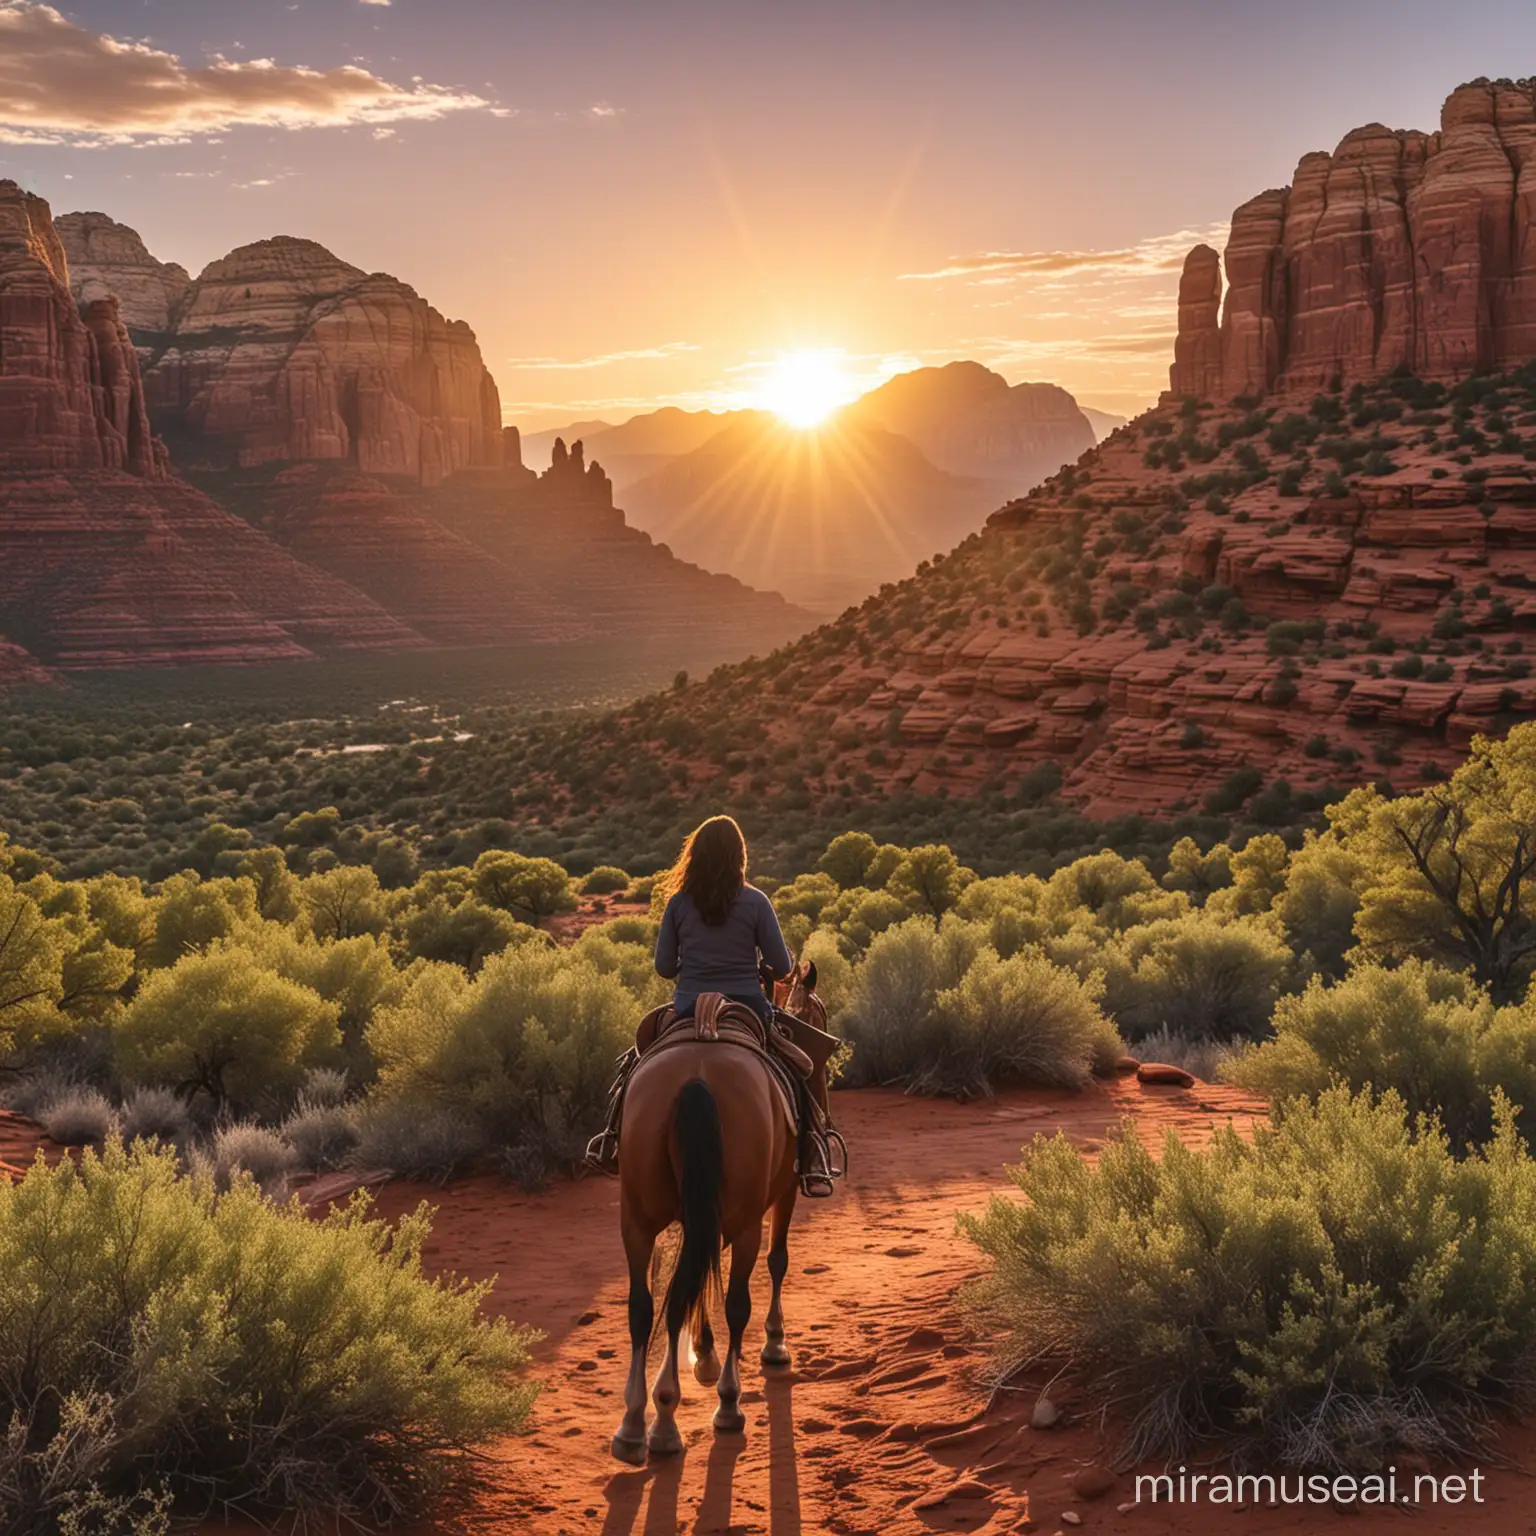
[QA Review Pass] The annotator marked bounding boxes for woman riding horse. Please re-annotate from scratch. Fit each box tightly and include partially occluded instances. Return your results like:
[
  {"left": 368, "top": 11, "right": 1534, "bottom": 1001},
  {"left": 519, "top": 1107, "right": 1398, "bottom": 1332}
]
[
  {"left": 653, "top": 814, "right": 792, "bottom": 1025},
  {"left": 610, "top": 815, "right": 804, "bottom": 1462}
]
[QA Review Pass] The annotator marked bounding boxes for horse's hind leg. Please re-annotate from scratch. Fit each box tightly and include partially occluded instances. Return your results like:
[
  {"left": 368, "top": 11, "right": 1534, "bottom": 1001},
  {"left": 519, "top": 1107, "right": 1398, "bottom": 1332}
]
[
  {"left": 761, "top": 1185, "right": 796, "bottom": 1368},
  {"left": 714, "top": 1223, "right": 761, "bottom": 1434},
  {"left": 611, "top": 1210, "right": 655, "bottom": 1465},
  {"left": 691, "top": 1294, "right": 721, "bottom": 1385}
]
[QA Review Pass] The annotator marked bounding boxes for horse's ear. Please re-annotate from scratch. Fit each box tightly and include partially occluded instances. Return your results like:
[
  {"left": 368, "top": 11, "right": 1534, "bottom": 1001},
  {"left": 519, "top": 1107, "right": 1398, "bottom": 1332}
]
[{"left": 802, "top": 959, "right": 818, "bottom": 991}]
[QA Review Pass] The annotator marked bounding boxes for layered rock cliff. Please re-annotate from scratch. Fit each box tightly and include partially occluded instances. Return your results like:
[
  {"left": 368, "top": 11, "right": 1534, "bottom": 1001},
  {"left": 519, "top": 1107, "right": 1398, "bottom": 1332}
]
[
  {"left": 1172, "top": 79, "right": 1536, "bottom": 399},
  {"left": 55, "top": 212, "right": 191, "bottom": 341},
  {"left": 57, "top": 223, "right": 504, "bottom": 486},
  {"left": 0, "top": 182, "right": 164, "bottom": 478}
]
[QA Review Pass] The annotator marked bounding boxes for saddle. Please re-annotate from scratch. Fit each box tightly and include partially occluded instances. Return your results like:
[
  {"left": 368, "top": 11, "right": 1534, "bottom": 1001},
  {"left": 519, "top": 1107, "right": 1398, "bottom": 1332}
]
[{"left": 585, "top": 993, "right": 848, "bottom": 1199}]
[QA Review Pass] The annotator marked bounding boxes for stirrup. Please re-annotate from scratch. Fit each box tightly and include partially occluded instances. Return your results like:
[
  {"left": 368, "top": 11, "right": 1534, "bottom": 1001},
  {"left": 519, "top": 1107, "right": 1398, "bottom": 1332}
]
[
  {"left": 583, "top": 1129, "right": 620, "bottom": 1175},
  {"left": 797, "top": 1128, "right": 846, "bottom": 1199}
]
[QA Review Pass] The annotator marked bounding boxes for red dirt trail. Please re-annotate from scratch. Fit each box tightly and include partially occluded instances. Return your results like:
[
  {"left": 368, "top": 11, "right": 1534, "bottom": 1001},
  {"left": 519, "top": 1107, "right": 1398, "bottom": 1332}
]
[{"left": 360, "top": 1080, "right": 1536, "bottom": 1536}]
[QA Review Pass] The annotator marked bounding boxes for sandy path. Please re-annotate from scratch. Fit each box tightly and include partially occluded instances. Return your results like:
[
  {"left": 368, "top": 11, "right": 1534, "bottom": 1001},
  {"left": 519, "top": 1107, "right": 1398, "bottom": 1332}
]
[{"left": 335, "top": 1078, "right": 1497, "bottom": 1535}]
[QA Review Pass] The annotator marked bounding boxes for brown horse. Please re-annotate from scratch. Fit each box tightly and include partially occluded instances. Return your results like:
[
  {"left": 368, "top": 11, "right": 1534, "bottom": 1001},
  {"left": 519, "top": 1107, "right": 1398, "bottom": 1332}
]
[{"left": 610, "top": 972, "right": 821, "bottom": 1463}]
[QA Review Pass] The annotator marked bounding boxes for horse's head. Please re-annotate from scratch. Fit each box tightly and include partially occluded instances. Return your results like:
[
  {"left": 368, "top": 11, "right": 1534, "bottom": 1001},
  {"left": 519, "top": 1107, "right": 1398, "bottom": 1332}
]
[{"left": 773, "top": 959, "right": 827, "bottom": 1032}]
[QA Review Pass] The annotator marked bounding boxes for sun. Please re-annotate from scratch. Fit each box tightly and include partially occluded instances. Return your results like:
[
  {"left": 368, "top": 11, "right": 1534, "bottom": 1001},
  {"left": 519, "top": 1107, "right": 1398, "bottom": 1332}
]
[{"left": 757, "top": 349, "right": 856, "bottom": 428}]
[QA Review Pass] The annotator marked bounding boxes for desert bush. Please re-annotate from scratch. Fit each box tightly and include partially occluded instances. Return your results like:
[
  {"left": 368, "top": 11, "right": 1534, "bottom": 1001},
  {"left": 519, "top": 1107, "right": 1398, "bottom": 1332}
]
[
  {"left": 1099, "top": 910, "right": 1295, "bottom": 1039},
  {"left": 282, "top": 1097, "right": 359, "bottom": 1173},
  {"left": 1131, "top": 1026, "right": 1242, "bottom": 1082},
  {"left": 961, "top": 1086, "right": 1536, "bottom": 1469},
  {"left": 1224, "top": 960, "right": 1536, "bottom": 1147},
  {"left": 837, "top": 916, "right": 985, "bottom": 1087},
  {"left": 39, "top": 1086, "right": 116, "bottom": 1148},
  {"left": 580, "top": 865, "right": 630, "bottom": 895},
  {"left": 0, "top": 1142, "right": 534, "bottom": 1529},
  {"left": 366, "top": 946, "right": 634, "bottom": 1167},
  {"left": 885, "top": 844, "right": 976, "bottom": 921},
  {"left": 797, "top": 927, "right": 853, "bottom": 1018},
  {"left": 142, "top": 874, "right": 258, "bottom": 970},
  {"left": 925, "top": 949, "right": 1122, "bottom": 1096},
  {"left": 396, "top": 895, "right": 532, "bottom": 973},
  {"left": 118, "top": 1085, "right": 191, "bottom": 1148},
  {"left": 350, "top": 1097, "right": 488, "bottom": 1182},
  {"left": 201, "top": 1121, "right": 297, "bottom": 1193},
  {"left": 115, "top": 949, "right": 341, "bottom": 1107},
  {"left": 300, "top": 867, "right": 390, "bottom": 942},
  {"left": 471, "top": 851, "right": 576, "bottom": 922}
]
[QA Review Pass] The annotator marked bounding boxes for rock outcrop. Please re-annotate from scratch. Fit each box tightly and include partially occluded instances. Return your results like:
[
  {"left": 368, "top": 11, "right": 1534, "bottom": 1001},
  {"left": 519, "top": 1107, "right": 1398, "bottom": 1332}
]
[
  {"left": 1173, "top": 80, "right": 1536, "bottom": 399},
  {"left": 55, "top": 212, "right": 191, "bottom": 340},
  {"left": 1168, "top": 245, "right": 1224, "bottom": 399},
  {"left": 0, "top": 182, "right": 164, "bottom": 478},
  {"left": 57, "top": 223, "right": 504, "bottom": 486}
]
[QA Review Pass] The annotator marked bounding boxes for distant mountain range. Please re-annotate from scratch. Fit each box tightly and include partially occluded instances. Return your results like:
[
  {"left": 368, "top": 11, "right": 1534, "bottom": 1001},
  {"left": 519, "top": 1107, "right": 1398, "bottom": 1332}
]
[{"left": 524, "top": 362, "right": 1099, "bottom": 611}]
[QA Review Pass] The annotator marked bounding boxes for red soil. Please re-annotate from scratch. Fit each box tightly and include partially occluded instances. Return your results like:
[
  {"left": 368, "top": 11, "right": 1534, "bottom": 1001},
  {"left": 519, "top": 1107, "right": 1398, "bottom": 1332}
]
[{"left": 358, "top": 1079, "right": 1536, "bottom": 1536}]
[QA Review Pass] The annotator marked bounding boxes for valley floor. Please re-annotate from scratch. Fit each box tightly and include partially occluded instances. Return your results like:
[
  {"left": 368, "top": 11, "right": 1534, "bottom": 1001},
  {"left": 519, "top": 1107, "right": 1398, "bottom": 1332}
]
[{"left": 258, "top": 1081, "right": 1536, "bottom": 1536}]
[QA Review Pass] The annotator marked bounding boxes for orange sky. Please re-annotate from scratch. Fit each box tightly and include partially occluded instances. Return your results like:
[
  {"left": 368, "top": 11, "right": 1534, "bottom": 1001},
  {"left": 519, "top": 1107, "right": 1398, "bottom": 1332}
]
[{"left": 8, "top": 2, "right": 1536, "bottom": 430}]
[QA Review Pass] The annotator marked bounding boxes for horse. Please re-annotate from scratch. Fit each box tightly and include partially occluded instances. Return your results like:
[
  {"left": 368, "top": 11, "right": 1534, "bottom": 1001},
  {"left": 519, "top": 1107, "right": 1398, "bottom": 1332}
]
[{"left": 609, "top": 963, "right": 822, "bottom": 1463}]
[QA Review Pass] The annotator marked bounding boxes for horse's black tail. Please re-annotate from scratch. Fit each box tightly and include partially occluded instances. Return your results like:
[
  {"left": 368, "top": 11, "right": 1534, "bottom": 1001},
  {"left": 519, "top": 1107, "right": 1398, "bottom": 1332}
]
[{"left": 663, "top": 1078, "right": 723, "bottom": 1340}]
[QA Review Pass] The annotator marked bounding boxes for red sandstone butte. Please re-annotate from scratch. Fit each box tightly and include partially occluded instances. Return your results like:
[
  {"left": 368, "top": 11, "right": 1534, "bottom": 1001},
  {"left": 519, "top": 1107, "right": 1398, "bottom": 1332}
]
[{"left": 1172, "top": 80, "right": 1536, "bottom": 399}]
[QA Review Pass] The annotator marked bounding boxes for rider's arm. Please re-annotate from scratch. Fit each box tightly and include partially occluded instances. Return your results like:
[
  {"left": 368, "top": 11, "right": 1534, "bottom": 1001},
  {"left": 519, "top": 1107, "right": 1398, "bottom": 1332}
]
[
  {"left": 654, "top": 895, "right": 681, "bottom": 979},
  {"left": 754, "top": 889, "right": 793, "bottom": 979}
]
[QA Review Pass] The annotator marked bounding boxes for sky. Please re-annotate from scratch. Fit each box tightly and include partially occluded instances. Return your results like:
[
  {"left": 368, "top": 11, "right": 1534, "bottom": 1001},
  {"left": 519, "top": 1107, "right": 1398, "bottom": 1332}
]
[{"left": 4, "top": 0, "right": 1536, "bottom": 430}]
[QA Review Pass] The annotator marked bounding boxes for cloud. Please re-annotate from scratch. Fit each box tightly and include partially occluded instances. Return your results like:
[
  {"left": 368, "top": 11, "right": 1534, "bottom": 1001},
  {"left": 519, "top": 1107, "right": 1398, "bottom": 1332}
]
[
  {"left": 359, "top": 0, "right": 392, "bottom": 6},
  {"left": 0, "top": 1, "right": 488, "bottom": 146},
  {"left": 504, "top": 342, "right": 701, "bottom": 371},
  {"left": 900, "top": 223, "right": 1230, "bottom": 285}
]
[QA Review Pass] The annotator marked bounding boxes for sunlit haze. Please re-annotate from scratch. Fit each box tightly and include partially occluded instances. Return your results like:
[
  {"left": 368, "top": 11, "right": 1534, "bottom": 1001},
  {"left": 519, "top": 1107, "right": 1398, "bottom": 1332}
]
[
  {"left": 756, "top": 350, "right": 860, "bottom": 428},
  {"left": 7, "top": 0, "right": 1536, "bottom": 430}
]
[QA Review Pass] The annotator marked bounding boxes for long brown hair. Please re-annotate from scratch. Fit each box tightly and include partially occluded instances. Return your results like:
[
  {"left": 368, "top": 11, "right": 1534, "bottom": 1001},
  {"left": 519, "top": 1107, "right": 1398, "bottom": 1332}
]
[{"left": 660, "top": 815, "right": 747, "bottom": 926}]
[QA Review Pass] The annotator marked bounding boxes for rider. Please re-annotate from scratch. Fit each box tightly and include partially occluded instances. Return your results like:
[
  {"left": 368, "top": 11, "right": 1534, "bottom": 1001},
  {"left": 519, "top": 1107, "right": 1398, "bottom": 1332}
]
[{"left": 654, "top": 814, "right": 791, "bottom": 1023}]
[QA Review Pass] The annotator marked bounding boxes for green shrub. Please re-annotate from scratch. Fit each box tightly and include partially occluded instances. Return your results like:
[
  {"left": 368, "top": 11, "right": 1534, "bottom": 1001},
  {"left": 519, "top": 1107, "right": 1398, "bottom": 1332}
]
[
  {"left": 580, "top": 865, "right": 630, "bottom": 895},
  {"left": 930, "top": 949, "right": 1122, "bottom": 1095},
  {"left": 0, "top": 1142, "right": 535, "bottom": 1528},
  {"left": 961, "top": 1086, "right": 1536, "bottom": 1469},
  {"left": 115, "top": 949, "right": 341, "bottom": 1107},
  {"left": 366, "top": 946, "right": 634, "bottom": 1166},
  {"left": 1099, "top": 911, "right": 1294, "bottom": 1039},
  {"left": 1226, "top": 960, "right": 1536, "bottom": 1147},
  {"left": 838, "top": 918, "right": 1113, "bottom": 1095}
]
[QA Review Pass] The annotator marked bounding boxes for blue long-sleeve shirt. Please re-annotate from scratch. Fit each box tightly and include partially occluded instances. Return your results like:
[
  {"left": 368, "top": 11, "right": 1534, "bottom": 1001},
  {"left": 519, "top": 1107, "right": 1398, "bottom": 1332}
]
[{"left": 654, "top": 885, "right": 792, "bottom": 1010}]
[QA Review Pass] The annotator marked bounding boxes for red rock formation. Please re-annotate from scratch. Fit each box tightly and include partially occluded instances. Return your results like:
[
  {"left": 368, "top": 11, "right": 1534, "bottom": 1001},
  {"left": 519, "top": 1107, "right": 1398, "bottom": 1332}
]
[
  {"left": 55, "top": 211, "right": 190, "bottom": 340},
  {"left": 1177, "top": 80, "right": 1536, "bottom": 398},
  {"left": 1168, "top": 245, "right": 1224, "bottom": 398},
  {"left": 0, "top": 470, "right": 423, "bottom": 669},
  {"left": 0, "top": 182, "right": 163, "bottom": 478},
  {"left": 60, "top": 227, "right": 504, "bottom": 486}
]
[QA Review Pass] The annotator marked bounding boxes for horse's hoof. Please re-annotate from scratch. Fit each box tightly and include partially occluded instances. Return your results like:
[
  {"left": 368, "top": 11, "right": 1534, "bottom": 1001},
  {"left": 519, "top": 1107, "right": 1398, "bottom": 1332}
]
[
  {"left": 647, "top": 1421, "right": 684, "bottom": 1456},
  {"left": 693, "top": 1355, "right": 722, "bottom": 1385},
  {"left": 610, "top": 1432, "right": 648, "bottom": 1466},
  {"left": 713, "top": 1404, "right": 746, "bottom": 1434},
  {"left": 760, "top": 1338, "right": 792, "bottom": 1369}
]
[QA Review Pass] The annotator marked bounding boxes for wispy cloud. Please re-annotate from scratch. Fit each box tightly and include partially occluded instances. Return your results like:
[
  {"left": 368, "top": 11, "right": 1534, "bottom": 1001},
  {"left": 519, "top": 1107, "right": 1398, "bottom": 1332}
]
[
  {"left": 0, "top": 0, "right": 489, "bottom": 146},
  {"left": 505, "top": 342, "right": 701, "bottom": 371},
  {"left": 900, "top": 223, "right": 1229, "bottom": 285}
]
